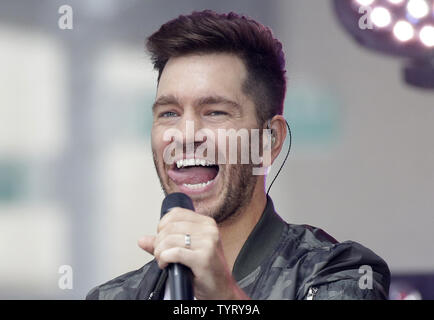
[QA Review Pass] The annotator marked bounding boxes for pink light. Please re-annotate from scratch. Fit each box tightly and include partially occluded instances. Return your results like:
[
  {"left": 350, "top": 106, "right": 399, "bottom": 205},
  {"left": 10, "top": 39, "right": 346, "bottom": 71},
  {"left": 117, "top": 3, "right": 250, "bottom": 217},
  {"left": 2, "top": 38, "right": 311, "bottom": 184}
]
[
  {"left": 387, "top": 0, "right": 405, "bottom": 4},
  {"left": 355, "top": 0, "right": 375, "bottom": 6},
  {"left": 393, "top": 20, "right": 415, "bottom": 41},
  {"left": 406, "top": 0, "right": 430, "bottom": 19},
  {"left": 370, "top": 7, "right": 392, "bottom": 28},
  {"left": 419, "top": 25, "right": 434, "bottom": 47}
]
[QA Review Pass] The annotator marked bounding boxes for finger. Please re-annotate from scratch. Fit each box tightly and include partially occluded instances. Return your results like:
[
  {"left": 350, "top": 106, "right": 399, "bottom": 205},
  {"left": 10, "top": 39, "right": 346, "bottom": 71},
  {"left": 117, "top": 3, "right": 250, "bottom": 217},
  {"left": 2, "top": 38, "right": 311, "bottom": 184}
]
[
  {"left": 157, "top": 220, "right": 198, "bottom": 238},
  {"left": 155, "top": 222, "right": 218, "bottom": 250},
  {"left": 137, "top": 235, "right": 156, "bottom": 255},
  {"left": 159, "top": 208, "right": 216, "bottom": 232},
  {"left": 157, "top": 246, "right": 197, "bottom": 270},
  {"left": 154, "top": 233, "right": 195, "bottom": 260}
]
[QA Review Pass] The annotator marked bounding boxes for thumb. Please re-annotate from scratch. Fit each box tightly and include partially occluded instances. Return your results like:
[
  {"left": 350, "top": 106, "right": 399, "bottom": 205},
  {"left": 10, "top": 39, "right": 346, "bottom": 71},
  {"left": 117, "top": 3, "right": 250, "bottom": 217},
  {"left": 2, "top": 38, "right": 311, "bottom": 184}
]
[{"left": 138, "top": 235, "right": 156, "bottom": 255}]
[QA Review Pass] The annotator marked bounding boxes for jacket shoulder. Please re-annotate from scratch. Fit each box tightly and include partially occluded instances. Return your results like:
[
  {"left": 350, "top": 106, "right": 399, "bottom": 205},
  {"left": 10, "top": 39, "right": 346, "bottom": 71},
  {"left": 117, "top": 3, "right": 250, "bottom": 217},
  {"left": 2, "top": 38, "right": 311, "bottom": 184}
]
[
  {"left": 86, "top": 260, "right": 155, "bottom": 300},
  {"left": 278, "top": 224, "right": 390, "bottom": 299},
  {"left": 288, "top": 223, "right": 339, "bottom": 248},
  {"left": 295, "top": 226, "right": 390, "bottom": 299}
]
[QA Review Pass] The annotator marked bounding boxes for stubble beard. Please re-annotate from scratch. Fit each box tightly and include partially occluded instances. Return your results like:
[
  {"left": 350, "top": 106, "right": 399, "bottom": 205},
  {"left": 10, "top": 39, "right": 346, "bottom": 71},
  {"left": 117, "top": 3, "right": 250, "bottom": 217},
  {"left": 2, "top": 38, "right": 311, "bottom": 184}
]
[{"left": 152, "top": 151, "right": 257, "bottom": 224}]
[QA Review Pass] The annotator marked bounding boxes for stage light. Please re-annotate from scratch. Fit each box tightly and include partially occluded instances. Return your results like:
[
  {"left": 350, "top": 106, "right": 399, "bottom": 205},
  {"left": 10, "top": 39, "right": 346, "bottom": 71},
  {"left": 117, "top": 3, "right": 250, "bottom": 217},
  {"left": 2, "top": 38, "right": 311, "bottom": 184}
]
[
  {"left": 387, "top": 0, "right": 405, "bottom": 4},
  {"left": 420, "top": 25, "right": 434, "bottom": 46},
  {"left": 334, "top": 0, "right": 434, "bottom": 88},
  {"left": 406, "top": 0, "right": 430, "bottom": 19},
  {"left": 393, "top": 20, "right": 415, "bottom": 41},
  {"left": 371, "top": 7, "right": 392, "bottom": 27},
  {"left": 355, "top": 0, "right": 376, "bottom": 6}
]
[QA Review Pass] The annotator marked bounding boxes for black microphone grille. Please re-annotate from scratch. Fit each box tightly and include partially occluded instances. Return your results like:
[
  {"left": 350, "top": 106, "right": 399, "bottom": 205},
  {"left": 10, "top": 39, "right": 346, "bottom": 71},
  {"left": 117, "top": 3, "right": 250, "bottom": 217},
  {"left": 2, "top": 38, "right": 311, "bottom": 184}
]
[{"left": 161, "top": 193, "right": 195, "bottom": 218}]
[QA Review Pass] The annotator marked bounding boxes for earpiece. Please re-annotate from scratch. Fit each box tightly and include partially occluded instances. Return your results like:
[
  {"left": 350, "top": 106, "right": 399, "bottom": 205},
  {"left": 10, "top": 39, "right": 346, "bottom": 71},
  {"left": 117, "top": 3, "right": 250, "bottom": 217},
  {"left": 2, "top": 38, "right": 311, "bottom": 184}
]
[
  {"left": 267, "top": 119, "right": 276, "bottom": 146},
  {"left": 266, "top": 119, "right": 292, "bottom": 196}
]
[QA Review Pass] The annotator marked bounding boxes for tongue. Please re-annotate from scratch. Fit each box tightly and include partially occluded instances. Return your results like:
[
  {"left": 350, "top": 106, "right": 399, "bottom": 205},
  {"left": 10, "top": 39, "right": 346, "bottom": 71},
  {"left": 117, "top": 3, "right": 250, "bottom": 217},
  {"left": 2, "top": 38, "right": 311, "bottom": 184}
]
[{"left": 168, "top": 166, "right": 218, "bottom": 185}]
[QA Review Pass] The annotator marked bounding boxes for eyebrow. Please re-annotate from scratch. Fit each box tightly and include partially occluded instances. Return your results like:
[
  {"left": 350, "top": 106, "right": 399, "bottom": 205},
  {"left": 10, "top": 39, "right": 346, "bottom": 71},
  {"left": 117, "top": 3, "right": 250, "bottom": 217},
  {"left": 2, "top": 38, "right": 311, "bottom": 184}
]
[
  {"left": 196, "top": 96, "right": 241, "bottom": 110},
  {"left": 152, "top": 94, "right": 241, "bottom": 112},
  {"left": 152, "top": 95, "right": 180, "bottom": 111}
]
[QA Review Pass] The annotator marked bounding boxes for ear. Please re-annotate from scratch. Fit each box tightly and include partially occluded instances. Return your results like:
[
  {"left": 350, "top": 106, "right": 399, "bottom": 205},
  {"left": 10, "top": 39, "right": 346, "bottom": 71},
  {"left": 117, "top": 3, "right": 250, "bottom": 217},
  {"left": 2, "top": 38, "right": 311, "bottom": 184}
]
[{"left": 268, "top": 115, "right": 287, "bottom": 165}]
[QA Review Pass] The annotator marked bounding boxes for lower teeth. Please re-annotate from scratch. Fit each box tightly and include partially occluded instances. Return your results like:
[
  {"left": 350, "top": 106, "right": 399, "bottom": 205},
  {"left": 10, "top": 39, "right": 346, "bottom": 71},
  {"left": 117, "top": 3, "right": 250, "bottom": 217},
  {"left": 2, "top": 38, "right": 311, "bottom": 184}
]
[{"left": 183, "top": 180, "right": 213, "bottom": 189}]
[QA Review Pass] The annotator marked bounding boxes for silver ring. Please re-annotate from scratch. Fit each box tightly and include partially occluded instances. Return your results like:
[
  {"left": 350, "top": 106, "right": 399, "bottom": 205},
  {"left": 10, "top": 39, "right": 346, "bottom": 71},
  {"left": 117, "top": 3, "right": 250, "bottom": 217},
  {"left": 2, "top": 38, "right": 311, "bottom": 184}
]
[{"left": 184, "top": 234, "right": 191, "bottom": 249}]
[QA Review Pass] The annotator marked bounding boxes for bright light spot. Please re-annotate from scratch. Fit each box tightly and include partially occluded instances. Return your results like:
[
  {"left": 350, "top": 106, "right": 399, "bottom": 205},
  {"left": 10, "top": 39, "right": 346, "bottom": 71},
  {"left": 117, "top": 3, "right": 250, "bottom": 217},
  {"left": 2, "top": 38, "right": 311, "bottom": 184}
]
[
  {"left": 406, "top": 0, "right": 429, "bottom": 19},
  {"left": 393, "top": 20, "right": 415, "bottom": 41},
  {"left": 355, "top": 0, "right": 375, "bottom": 6},
  {"left": 387, "top": 0, "right": 404, "bottom": 4},
  {"left": 403, "top": 291, "right": 422, "bottom": 300},
  {"left": 370, "top": 7, "right": 392, "bottom": 27},
  {"left": 419, "top": 25, "right": 434, "bottom": 47}
]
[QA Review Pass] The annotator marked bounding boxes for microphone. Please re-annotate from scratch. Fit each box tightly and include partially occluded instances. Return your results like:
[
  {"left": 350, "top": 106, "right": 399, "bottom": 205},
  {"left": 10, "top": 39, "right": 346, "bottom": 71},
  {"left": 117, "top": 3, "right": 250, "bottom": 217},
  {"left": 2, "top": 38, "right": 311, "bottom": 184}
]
[{"left": 160, "top": 192, "right": 195, "bottom": 300}]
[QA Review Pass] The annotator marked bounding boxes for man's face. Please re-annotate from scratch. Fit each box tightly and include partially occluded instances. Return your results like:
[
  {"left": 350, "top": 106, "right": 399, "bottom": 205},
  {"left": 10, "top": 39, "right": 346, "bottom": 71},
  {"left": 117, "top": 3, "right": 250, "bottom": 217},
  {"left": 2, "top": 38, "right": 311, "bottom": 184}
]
[{"left": 151, "top": 53, "right": 260, "bottom": 223}]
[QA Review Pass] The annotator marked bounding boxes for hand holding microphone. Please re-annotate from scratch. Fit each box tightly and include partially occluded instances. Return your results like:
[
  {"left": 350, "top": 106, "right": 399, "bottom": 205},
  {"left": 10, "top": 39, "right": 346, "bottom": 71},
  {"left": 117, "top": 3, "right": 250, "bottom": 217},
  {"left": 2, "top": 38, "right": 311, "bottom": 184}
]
[
  {"left": 160, "top": 193, "right": 195, "bottom": 300},
  {"left": 138, "top": 192, "right": 248, "bottom": 300}
]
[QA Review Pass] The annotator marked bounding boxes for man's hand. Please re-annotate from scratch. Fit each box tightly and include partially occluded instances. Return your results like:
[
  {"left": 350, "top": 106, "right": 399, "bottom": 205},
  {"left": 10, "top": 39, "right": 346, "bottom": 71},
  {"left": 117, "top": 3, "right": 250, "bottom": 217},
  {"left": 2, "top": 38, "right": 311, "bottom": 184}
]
[{"left": 138, "top": 207, "right": 249, "bottom": 300}]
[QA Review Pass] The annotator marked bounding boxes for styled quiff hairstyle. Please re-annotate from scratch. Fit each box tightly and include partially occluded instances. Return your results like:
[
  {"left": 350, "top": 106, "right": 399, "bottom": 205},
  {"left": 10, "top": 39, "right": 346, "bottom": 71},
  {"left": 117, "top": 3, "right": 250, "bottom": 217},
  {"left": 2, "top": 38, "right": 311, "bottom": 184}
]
[{"left": 146, "top": 10, "right": 287, "bottom": 125}]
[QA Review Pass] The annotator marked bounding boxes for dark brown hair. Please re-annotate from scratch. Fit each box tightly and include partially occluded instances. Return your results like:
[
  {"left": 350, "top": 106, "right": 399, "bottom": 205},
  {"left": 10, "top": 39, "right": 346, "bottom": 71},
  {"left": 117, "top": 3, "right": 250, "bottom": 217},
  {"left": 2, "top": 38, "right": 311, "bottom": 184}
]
[{"left": 146, "top": 10, "right": 287, "bottom": 125}]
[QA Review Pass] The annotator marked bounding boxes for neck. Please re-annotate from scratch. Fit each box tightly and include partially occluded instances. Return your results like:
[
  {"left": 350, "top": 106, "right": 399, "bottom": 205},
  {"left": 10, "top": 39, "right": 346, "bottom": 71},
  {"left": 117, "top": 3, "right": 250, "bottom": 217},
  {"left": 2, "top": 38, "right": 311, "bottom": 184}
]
[{"left": 218, "top": 178, "right": 267, "bottom": 272}]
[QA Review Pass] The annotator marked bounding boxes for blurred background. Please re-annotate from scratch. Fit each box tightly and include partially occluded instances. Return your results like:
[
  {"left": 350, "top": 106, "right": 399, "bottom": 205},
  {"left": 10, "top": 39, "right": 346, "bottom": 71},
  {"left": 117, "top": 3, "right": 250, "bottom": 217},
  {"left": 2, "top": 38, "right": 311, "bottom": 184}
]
[{"left": 0, "top": 0, "right": 433, "bottom": 299}]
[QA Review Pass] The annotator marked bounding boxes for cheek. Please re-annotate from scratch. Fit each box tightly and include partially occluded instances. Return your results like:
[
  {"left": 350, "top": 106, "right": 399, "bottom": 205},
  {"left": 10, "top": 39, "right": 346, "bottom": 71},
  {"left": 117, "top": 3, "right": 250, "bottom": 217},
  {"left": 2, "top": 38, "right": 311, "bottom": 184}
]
[
  {"left": 151, "top": 128, "right": 158, "bottom": 149},
  {"left": 213, "top": 134, "right": 248, "bottom": 165},
  {"left": 151, "top": 128, "right": 166, "bottom": 154}
]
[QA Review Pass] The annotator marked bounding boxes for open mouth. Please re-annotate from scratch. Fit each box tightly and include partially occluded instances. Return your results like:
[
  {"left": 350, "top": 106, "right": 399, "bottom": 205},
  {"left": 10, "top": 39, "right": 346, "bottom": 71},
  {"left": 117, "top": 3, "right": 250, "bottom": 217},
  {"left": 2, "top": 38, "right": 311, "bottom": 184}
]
[{"left": 167, "top": 158, "right": 220, "bottom": 193}]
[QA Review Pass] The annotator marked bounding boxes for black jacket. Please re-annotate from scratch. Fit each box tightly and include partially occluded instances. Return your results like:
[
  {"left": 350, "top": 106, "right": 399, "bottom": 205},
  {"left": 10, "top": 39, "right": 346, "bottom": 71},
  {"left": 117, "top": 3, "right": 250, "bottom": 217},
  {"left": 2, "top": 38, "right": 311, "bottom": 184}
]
[{"left": 86, "top": 197, "right": 390, "bottom": 300}]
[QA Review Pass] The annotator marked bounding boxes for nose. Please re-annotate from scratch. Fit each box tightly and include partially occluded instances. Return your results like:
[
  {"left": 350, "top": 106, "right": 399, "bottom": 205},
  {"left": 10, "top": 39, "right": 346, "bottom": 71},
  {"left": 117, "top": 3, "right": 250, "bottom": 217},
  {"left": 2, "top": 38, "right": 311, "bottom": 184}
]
[{"left": 177, "top": 109, "right": 205, "bottom": 158}]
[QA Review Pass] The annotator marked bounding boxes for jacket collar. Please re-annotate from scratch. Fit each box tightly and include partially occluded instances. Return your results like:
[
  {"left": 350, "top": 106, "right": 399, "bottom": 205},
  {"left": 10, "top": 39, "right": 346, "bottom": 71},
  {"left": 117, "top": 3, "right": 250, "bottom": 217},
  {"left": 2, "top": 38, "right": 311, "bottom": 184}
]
[
  {"left": 144, "top": 195, "right": 286, "bottom": 298},
  {"left": 232, "top": 195, "right": 286, "bottom": 282}
]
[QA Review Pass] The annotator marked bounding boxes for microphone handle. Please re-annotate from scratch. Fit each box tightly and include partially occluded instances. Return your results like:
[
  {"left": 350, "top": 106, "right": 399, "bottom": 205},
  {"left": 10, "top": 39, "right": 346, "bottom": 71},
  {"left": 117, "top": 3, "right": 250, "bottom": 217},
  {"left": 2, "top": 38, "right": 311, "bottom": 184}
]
[
  {"left": 169, "top": 263, "right": 194, "bottom": 300},
  {"left": 160, "top": 193, "right": 196, "bottom": 300}
]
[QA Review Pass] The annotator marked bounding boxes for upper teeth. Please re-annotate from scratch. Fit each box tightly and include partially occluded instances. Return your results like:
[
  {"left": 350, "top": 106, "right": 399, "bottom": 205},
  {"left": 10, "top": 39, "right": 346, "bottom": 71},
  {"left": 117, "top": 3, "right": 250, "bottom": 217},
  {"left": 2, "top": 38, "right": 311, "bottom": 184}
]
[{"left": 176, "top": 159, "right": 214, "bottom": 169}]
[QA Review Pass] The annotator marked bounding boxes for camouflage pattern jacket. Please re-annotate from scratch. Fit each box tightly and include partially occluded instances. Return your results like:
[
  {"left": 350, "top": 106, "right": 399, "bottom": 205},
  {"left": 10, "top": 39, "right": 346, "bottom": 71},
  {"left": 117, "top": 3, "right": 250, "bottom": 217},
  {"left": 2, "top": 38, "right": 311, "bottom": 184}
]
[{"left": 86, "top": 197, "right": 390, "bottom": 300}]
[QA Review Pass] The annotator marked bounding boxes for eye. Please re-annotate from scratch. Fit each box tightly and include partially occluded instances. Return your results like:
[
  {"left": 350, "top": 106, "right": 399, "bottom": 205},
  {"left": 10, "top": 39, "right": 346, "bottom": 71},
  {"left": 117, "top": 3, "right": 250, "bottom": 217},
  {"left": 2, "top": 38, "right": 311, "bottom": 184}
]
[
  {"left": 207, "top": 111, "right": 228, "bottom": 116},
  {"left": 160, "top": 111, "right": 179, "bottom": 118}
]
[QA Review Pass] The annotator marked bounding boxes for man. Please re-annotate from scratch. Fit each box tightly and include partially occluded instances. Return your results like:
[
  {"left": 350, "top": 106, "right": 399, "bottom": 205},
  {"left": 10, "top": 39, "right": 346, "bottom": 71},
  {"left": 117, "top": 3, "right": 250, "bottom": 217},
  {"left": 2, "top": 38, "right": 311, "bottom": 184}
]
[{"left": 86, "top": 10, "right": 390, "bottom": 300}]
